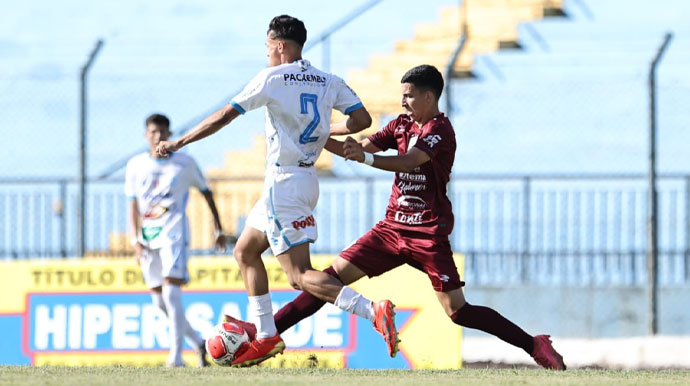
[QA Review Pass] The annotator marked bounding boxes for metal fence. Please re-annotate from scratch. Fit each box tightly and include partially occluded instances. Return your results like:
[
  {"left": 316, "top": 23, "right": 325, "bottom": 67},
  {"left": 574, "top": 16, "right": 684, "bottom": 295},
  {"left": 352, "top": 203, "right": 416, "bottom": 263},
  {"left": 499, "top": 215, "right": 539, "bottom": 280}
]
[{"left": 2, "top": 174, "right": 689, "bottom": 287}]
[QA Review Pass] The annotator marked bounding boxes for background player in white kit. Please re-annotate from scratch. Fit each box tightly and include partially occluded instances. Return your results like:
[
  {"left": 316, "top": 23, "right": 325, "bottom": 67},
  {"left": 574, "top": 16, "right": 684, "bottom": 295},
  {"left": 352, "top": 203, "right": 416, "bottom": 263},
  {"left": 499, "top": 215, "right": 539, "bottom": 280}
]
[
  {"left": 156, "top": 15, "right": 400, "bottom": 367},
  {"left": 126, "top": 113, "right": 226, "bottom": 367}
]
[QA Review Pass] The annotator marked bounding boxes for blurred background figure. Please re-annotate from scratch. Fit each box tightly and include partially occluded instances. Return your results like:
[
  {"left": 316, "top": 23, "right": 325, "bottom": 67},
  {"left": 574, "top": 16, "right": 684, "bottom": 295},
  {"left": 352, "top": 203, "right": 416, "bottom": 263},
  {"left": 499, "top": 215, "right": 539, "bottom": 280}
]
[{"left": 126, "top": 113, "right": 225, "bottom": 366}]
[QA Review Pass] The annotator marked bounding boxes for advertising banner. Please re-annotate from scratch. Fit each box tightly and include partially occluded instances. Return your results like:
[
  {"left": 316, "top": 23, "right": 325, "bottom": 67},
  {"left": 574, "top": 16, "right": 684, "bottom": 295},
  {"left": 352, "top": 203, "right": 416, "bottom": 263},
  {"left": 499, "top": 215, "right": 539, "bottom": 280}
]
[{"left": 0, "top": 255, "right": 463, "bottom": 368}]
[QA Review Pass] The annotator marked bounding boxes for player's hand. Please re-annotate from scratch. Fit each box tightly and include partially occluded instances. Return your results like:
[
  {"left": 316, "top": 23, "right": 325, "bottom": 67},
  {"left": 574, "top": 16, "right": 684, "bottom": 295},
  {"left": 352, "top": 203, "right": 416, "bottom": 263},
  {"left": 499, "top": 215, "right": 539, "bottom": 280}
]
[
  {"left": 343, "top": 136, "right": 365, "bottom": 162},
  {"left": 156, "top": 140, "right": 181, "bottom": 158},
  {"left": 214, "top": 231, "right": 227, "bottom": 253}
]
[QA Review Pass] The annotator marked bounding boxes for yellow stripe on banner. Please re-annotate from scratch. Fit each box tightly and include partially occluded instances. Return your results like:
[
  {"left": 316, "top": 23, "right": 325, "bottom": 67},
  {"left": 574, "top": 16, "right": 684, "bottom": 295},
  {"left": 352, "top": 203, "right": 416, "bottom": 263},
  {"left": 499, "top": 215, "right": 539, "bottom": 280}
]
[{"left": 0, "top": 256, "right": 303, "bottom": 313}]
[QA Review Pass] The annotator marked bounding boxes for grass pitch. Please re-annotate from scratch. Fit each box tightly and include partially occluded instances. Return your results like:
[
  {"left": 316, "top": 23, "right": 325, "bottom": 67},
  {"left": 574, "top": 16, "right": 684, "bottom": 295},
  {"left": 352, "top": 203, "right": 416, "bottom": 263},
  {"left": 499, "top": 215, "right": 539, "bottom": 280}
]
[{"left": 1, "top": 366, "right": 689, "bottom": 386}]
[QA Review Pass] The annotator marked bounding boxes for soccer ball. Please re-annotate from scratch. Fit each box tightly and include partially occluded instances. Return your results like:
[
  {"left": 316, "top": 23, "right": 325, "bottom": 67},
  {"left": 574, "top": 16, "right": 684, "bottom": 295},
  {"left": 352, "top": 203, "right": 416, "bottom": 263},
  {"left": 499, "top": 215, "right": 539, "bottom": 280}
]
[{"left": 205, "top": 321, "right": 250, "bottom": 366}]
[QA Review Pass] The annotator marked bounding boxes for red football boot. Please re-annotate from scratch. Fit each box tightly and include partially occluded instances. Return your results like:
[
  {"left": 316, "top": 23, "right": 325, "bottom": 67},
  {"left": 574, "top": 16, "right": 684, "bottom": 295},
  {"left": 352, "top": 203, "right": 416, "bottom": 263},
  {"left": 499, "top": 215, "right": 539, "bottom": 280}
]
[
  {"left": 230, "top": 335, "right": 285, "bottom": 368},
  {"left": 223, "top": 314, "right": 257, "bottom": 341},
  {"left": 372, "top": 300, "right": 400, "bottom": 357},
  {"left": 531, "top": 335, "right": 566, "bottom": 370}
]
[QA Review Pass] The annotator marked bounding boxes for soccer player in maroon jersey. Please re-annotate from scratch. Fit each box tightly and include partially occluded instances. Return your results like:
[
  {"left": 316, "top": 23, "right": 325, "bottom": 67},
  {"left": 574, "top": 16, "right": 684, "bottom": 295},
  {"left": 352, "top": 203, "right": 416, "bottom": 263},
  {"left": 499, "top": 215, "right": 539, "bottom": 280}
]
[{"left": 227, "top": 64, "right": 566, "bottom": 369}]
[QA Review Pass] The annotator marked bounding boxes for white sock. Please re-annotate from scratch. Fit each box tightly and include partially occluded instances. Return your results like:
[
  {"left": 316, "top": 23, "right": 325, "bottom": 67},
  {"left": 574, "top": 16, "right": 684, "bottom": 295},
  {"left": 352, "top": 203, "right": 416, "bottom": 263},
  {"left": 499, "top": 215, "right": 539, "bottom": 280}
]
[
  {"left": 248, "top": 293, "right": 277, "bottom": 339},
  {"left": 162, "top": 284, "right": 186, "bottom": 366},
  {"left": 334, "top": 286, "right": 375, "bottom": 322},
  {"left": 152, "top": 291, "right": 203, "bottom": 349}
]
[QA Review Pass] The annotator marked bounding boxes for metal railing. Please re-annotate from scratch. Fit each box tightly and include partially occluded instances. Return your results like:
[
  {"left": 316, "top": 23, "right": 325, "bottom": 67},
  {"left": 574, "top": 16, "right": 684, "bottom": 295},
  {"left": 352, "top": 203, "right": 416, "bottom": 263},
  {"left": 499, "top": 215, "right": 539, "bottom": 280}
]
[{"left": 2, "top": 174, "right": 690, "bottom": 287}]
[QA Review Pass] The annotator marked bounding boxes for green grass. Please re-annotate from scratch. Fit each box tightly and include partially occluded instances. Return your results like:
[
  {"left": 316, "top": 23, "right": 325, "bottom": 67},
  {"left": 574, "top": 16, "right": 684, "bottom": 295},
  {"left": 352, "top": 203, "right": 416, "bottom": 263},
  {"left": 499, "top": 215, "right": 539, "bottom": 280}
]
[{"left": 1, "top": 366, "right": 689, "bottom": 386}]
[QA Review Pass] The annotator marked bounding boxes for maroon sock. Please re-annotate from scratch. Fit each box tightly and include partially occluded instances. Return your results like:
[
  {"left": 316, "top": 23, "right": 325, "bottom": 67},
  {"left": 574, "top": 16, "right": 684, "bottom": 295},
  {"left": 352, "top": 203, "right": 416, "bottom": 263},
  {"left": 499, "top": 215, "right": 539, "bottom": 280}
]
[
  {"left": 450, "top": 303, "right": 534, "bottom": 354},
  {"left": 274, "top": 266, "right": 343, "bottom": 334}
]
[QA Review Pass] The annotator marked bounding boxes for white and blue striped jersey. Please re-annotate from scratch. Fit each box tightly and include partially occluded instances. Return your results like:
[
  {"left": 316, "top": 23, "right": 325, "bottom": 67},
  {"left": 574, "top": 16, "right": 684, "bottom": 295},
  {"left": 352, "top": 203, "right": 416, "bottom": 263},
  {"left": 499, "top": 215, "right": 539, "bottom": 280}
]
[{"left": 231, "top": 59, "right": 362, "bottom": 168}]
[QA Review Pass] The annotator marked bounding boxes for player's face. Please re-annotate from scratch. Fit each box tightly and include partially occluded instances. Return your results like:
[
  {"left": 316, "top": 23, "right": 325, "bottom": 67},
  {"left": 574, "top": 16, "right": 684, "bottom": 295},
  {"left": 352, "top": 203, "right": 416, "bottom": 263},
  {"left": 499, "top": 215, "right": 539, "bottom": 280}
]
[
  {"left": 265, "top": 33, "right": 282, "bottom": 67},
  {"left": 145, "top": 123, "right": 171, "bottom": 149},
  {"left": 401, "top": 83, "right": 429, "bottom": 122}
]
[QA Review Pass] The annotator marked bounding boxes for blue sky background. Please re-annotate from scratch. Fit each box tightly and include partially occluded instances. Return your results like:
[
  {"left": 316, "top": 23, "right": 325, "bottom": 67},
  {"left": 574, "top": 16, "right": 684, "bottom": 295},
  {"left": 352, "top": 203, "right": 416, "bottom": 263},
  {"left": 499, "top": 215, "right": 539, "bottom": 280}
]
[{"left": 2, "top": 0, "right": 690, "bottom": 179}]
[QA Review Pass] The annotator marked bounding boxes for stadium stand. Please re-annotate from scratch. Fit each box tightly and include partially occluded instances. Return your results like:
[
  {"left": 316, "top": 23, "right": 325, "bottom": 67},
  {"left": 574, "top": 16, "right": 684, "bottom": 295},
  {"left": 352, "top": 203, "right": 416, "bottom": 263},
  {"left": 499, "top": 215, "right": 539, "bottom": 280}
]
[{"left": 335, "top": 0, "right": 565, "bottom": 138}]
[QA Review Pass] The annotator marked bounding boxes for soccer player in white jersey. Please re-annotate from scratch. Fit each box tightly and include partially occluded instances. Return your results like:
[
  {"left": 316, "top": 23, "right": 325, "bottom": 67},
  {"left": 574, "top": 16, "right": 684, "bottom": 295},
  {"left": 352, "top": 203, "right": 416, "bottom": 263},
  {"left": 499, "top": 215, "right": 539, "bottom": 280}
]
[
  {"left": 156, "top": 15, "right": 399, "bottom": 367},
  {"left": 125, "top": 113, "right": 227, "bottom": 367}
]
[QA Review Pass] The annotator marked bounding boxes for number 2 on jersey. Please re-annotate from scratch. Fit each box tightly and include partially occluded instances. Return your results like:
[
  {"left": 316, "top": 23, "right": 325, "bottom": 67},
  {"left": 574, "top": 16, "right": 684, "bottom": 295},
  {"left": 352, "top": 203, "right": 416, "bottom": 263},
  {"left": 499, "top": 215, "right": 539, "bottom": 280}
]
[{"left": 299, "top": 93, "right": 320, "bottom": 144}]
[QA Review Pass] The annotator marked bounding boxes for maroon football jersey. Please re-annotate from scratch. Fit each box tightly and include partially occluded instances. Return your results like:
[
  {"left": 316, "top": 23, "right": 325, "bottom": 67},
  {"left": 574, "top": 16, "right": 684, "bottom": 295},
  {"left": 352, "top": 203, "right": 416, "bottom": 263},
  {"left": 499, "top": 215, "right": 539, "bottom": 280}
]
[{"left": 368, "top": 113, "right": 456, "bottom": 235}]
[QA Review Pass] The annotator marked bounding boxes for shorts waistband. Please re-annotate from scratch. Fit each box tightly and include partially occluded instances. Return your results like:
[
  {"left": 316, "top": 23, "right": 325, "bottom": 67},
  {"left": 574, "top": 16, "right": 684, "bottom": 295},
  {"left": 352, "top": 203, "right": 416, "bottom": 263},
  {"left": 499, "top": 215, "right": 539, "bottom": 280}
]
[{"left": 268, "top": 165, "right": 316, "bottom": 174}]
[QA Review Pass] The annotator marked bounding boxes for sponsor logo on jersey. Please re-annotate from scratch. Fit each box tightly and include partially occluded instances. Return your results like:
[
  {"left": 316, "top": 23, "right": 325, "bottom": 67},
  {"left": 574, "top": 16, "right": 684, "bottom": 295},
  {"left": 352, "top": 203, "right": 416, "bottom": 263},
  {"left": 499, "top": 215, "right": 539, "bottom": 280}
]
[
  {"left": 396, "top": 195, "right": 427, "bottom": 210},
  {"left": 397, "top": 173, "right": 427, "bottom": 182},
  {"left": 394, "top": 211, "right": 424, "bottom": 225},
  {"left": 142, "top": 226, "right": 163, "bottom": 241},
  {"left": 396, "top": 181, "right": 426, "bottom": 194},
  {"left": 292, "top": 215, "right": 316, "bottom": 230},
  {"left": 143, "top": 205, "right": 167, "bottom": 219},
  {"left": 283, "top": 73, "right": 327, "bottom": 84},
  {"left": 422, "top": 135, "right": 442, "bottom": 148}
]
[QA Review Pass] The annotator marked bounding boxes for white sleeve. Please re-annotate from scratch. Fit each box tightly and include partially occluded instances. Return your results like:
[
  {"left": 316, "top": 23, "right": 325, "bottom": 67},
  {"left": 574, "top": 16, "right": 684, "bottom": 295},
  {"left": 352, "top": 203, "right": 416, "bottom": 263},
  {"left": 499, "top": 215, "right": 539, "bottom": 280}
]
[
  {"left": 230, "top": 68, "right": 274, "bottom": 114},
  {"left": 332, "top": 76, "right": 363, "bottom": 115},
  {"left": 187, "top": 158, "right": 210, "bottom": 193},
  {"left": 124, "top": 160, "right": 136, "bottom": 199}
]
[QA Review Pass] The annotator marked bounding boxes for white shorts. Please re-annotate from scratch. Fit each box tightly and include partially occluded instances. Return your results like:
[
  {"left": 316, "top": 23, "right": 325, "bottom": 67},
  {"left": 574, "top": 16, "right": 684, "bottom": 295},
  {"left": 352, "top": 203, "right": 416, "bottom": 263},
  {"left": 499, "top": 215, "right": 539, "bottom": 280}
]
[
  {"left": 245, "top": 166, "right": 319, "bottom": 255},
  {"left": 139, "top": 243, "right": 189, "bottom": 288}
]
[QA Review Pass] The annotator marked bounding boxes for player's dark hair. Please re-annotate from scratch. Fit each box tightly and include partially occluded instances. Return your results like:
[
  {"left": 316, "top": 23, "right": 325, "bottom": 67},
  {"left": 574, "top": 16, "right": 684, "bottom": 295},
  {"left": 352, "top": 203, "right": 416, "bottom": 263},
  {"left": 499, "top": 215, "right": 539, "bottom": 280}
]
[
  {"left": 145, "top": 113, "right": 170, "bottom": 130},
  {"left": 400, "top": 65, "right": 444, "bottom": 100},
  {"left": 268, "top": 15, "right": 307, "bottom": 47}
]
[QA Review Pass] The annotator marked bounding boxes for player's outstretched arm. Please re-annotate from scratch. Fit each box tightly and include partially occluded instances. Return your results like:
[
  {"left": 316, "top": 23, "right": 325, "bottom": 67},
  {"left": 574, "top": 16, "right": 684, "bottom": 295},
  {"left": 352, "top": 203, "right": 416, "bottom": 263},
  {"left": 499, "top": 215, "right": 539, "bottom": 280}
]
[
  {"left": 343, "top": 137, "right": 430, "bottom": 173},
  {"left": 156, "top": 105, "right": 240, "bottom": 157},
  {"left": 329, "top": 107, "right": 372, "bottom": 136},
  {"left": 325, "top": 137, "right": 381, "bottom": 158},
  {"left": 201, "top": 190, "right": 227, "bottom": 253}
]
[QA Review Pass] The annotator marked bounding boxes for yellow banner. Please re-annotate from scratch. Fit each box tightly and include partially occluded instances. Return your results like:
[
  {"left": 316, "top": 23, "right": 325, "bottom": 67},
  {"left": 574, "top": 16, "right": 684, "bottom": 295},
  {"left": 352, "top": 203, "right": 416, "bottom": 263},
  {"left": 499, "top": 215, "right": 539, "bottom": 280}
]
[{"left": 0, "top": 255, "right": 463, "bottom": 369}]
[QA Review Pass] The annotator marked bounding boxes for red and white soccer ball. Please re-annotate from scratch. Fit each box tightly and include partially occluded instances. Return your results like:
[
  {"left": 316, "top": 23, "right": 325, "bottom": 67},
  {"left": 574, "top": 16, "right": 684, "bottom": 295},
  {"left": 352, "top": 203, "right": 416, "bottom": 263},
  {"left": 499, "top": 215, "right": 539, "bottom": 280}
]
[{"left": 205, "top": 321, "right": 250, "bottom": 366}]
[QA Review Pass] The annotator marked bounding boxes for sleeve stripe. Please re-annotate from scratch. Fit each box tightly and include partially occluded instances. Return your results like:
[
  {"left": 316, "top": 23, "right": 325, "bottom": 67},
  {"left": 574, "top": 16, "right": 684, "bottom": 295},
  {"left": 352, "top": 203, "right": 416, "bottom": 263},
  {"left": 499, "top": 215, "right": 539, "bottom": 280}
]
[
  {"left": 230, "top": 101, "right": 246, "bottom": 115},
  {"left": 344, "top": 102, "right": 363, "bottom": 115},
  {"left": 127, "top": 196, "right": 136, "bottom": 200}
]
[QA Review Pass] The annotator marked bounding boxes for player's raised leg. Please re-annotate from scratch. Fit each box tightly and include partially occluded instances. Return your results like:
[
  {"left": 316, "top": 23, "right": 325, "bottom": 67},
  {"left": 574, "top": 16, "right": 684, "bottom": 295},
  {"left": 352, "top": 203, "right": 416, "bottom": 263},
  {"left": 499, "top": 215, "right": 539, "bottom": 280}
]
[
  {"left": 333, "top": 256, "right": 400, "bottom": 358},
  {"left": 437, "top": 288, "right": 566, "bottom": 370},
  {"left": 271, "top": 247, "right": 400, "bottom": 357},
  {"left": 230, "top": 225, "right": 285, "bottom": 367},
  {"left": 273, "top": 265, "right": 342, "bottom": 333}
]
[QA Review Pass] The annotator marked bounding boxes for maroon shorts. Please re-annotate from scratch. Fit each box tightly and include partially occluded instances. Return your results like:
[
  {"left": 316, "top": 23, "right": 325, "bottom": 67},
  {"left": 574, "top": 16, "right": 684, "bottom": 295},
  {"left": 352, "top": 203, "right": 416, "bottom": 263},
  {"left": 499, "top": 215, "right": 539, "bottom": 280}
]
[{"left": 339, "top": 222, "right": 464, "bottom": 292}]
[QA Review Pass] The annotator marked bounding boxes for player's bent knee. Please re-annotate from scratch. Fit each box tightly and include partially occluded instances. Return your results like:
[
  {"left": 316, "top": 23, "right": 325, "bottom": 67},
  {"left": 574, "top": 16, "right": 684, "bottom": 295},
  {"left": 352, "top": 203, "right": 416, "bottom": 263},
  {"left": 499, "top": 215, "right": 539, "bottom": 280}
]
[
  {"left": 444, "top": 304, "right": 460, "bottom": 318},
  {"left": 233, "top": 247, "right": 258, "bottom": 267},
  {"left": 436, "top": 288, "right": 466, "bottom": 317}
]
